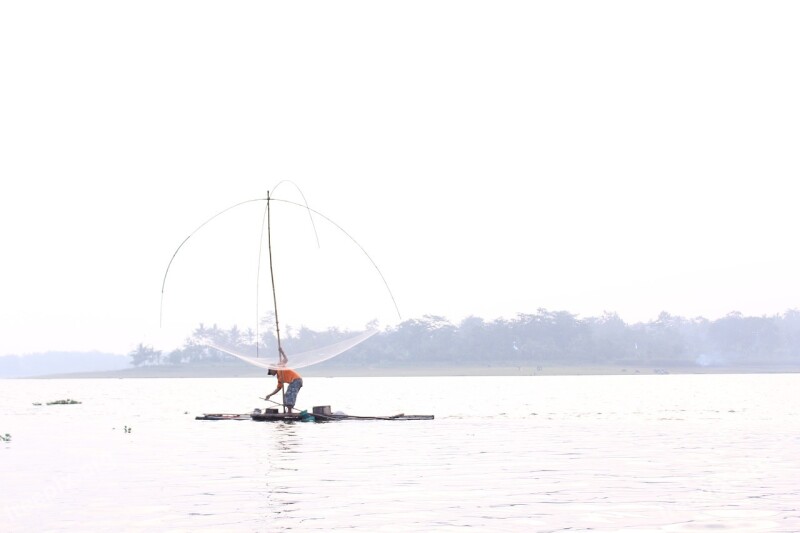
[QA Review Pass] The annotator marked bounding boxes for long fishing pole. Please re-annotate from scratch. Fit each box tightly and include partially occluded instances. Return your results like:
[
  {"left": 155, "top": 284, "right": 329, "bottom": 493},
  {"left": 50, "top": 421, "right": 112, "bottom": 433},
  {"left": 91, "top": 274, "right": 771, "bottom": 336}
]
[
  {"left": 260, "top": 396, "right": 307, "bottom": 414},
  {"left": 260, "top": 194, "right": 285, "bottom": 413},
  {"left": 256, "top": 183, "right": 314, "bottom": 359},
  {"left": 267, "top": 192, "right": 283, "bottom": 359},
  {"left": 256, "top": 192, "right": 283, "bottom": 358}
]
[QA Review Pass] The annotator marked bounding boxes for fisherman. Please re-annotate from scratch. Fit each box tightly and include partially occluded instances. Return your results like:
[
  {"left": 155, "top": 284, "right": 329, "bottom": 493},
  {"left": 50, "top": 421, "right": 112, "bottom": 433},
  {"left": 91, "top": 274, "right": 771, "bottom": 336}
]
[{"left": 265, "top": 348, "right": 303, "bottom": 413}]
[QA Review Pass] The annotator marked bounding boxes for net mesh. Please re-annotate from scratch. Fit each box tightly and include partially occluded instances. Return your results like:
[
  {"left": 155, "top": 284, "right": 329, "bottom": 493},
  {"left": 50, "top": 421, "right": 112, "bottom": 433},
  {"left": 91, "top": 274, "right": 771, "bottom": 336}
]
[{"left": 204, "top": 329, "right": 378, "bottom": 370}]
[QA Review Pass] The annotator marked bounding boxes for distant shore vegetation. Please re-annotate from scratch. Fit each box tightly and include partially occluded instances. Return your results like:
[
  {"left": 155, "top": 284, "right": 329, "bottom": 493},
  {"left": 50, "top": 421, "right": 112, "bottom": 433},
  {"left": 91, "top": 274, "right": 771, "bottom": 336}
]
[{"left": 129, "top": 309, "right": 800, "bottom": 370}]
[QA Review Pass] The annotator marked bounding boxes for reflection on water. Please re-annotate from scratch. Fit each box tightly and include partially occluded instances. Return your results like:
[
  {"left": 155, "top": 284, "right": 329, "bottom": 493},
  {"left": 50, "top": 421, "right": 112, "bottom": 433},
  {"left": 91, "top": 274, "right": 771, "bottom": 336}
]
[{"left": 1, "top": 375, "right": 799, "bottom": 531}]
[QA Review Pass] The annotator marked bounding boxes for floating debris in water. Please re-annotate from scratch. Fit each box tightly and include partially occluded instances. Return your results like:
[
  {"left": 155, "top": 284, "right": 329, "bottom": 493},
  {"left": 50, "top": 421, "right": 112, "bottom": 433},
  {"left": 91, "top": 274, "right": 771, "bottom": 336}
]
[
  {"left": 123, "top": 426, "right": 131, "bottom": 433},
  {"left": 1, "top": 434, "right": 11, "bottom": 442},
  {"left": 46, "top": 399, "right": 82, "bottom": 405},
  {"left": 32, "top": 402, "right": 42, "bottom": 406}
]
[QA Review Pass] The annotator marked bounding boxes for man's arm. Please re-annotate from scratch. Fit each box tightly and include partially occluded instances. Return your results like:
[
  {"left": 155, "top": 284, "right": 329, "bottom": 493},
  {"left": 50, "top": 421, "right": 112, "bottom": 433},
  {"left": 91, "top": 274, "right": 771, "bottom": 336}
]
[{"left": 265, "top": 383, "right": 282, "bottom": 399}]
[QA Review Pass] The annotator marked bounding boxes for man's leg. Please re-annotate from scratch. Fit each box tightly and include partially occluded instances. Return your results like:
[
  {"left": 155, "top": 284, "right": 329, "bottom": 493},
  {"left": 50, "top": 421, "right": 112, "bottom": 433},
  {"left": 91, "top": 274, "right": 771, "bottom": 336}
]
[{"left": 285, "top": 379, "right": 301, "bottom": 414}]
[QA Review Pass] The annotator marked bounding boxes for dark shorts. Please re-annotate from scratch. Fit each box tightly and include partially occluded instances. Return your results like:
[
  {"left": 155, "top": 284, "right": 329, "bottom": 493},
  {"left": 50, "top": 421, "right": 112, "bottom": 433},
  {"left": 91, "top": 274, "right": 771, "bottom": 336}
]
[{"left": 285, "top": 378, "right": 303, "bottom": 407}]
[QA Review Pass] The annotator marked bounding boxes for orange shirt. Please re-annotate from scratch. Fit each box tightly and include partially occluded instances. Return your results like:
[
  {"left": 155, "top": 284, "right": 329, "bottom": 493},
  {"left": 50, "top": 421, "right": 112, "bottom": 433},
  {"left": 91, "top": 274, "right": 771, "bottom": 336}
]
[{"left": 276, "top": 368, "right": 301, "bottom": 386}]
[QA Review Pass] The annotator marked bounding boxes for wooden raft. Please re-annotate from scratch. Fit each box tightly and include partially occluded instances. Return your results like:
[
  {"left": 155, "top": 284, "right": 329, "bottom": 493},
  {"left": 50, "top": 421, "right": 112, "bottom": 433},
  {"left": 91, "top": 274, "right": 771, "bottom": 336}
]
[{"left": 198, "top": 405, "right": 433, "bottom": 422}]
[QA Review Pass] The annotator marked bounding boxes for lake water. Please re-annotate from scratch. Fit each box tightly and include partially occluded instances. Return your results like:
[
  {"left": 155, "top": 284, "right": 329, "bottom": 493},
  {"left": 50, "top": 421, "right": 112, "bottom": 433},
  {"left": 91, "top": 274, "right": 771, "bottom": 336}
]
[{"left": 1, "top": 374, "right": 799, "bottom": 532}]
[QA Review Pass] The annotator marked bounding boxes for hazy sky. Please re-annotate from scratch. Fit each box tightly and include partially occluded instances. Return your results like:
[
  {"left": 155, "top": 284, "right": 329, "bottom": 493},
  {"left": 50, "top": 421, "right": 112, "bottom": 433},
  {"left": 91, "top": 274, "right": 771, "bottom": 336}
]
[{"left": 2, "top": 2, "right": 798, "bottom": 356}]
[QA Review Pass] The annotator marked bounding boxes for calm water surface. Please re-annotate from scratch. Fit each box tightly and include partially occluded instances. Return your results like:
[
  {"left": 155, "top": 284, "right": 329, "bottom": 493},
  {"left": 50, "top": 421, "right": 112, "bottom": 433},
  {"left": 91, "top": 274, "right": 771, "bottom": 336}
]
[{"left": 1, "top": 374, "right": 799, "bottom": 532}]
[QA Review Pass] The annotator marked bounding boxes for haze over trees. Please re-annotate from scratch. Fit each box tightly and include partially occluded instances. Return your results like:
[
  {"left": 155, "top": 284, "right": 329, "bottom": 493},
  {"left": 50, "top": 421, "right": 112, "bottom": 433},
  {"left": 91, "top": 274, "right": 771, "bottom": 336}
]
[
  {"left": 128, "top": 309, "right": 800, "bottom": 370},
  {"left": 0, "top": 351, "right": 129, "bottom": 378}
]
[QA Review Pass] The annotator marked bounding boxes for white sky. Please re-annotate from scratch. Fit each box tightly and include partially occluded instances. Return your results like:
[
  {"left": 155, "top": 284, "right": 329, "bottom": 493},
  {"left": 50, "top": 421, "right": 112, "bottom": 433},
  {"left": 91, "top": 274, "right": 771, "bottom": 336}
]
[{"left": 1, "top": 2, "right": 799, "bottom": 356}]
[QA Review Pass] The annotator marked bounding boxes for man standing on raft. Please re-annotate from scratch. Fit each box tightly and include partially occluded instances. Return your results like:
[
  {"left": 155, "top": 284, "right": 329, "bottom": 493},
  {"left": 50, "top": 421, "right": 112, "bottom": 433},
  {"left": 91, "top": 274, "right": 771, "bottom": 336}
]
[{"left": 265, "top": 348, "right": 303, "bottom": 413}]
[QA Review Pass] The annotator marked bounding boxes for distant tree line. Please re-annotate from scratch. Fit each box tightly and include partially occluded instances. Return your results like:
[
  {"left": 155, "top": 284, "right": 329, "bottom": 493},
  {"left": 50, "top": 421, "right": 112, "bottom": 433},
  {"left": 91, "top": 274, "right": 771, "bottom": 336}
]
[{"left": 129, "top": 309, "right": 800, "bottom": 369}]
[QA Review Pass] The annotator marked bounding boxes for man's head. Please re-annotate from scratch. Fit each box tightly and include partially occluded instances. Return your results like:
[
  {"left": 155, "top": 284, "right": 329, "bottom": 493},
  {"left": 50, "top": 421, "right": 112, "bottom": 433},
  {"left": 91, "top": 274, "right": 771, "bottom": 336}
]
[{"left": 268, "top": 368, "right": 277, "bottom": 376}]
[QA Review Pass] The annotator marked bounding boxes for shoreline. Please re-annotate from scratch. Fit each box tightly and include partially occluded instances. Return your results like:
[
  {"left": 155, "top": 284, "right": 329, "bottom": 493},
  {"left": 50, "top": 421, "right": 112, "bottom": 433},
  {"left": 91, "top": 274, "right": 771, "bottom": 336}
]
[{"left": 19, "top": 364, "right": 800, "bottom": 379}]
